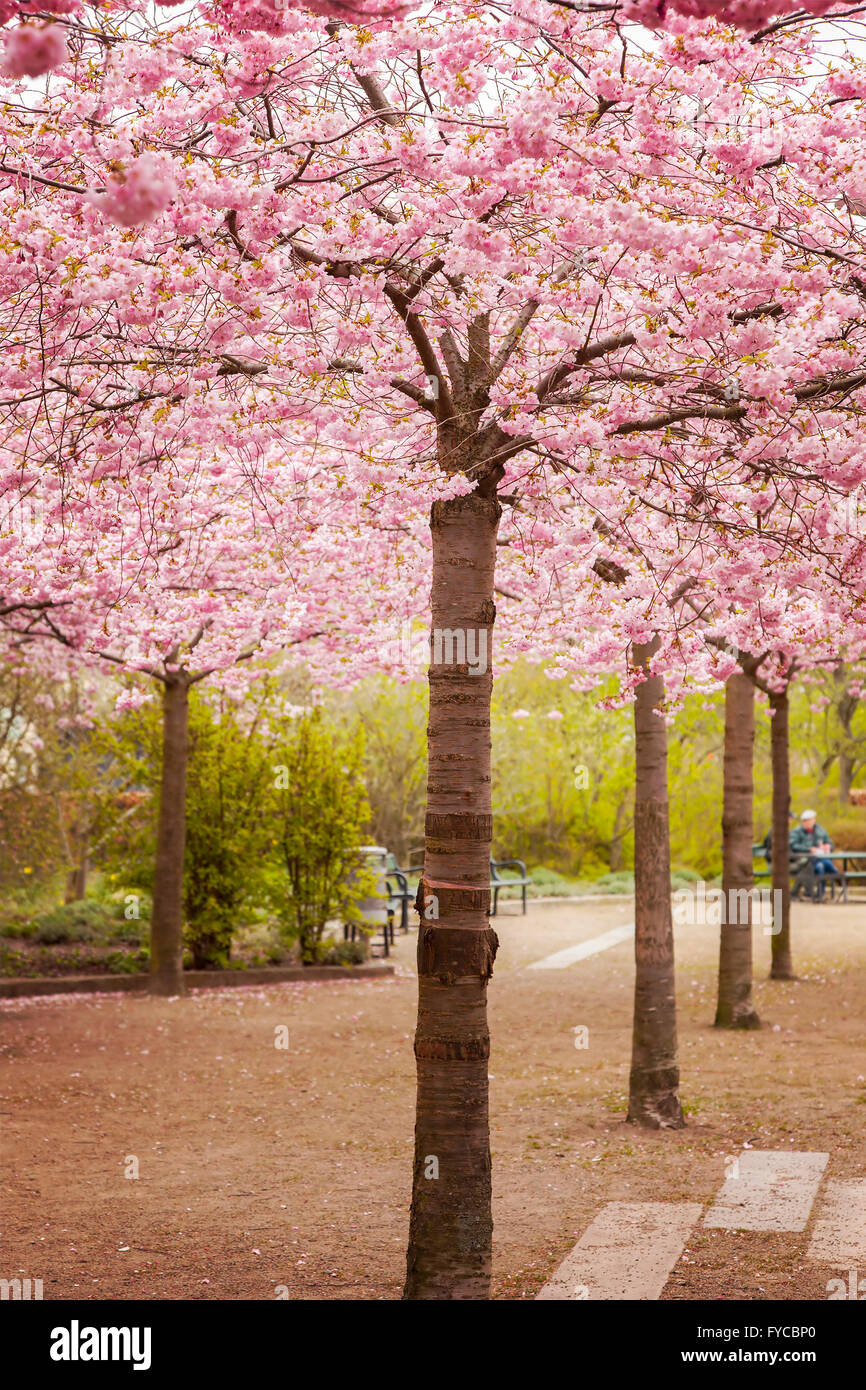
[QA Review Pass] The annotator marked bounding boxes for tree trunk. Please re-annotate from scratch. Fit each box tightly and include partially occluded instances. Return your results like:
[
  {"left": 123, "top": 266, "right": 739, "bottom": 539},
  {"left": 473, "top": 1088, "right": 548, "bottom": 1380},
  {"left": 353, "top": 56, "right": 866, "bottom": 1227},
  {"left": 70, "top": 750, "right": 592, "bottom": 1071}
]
[
  {"left": 403, "top": 491, "right": 500, "bottom": 1300},
  {"left": 64, "top": 840, "right": 88, "bottom": 904},
  {"left": 769, "top": 688, "right": 794, "bottom": 980},
  {"left": 627, "top": 637, "right": 684, "bottom": 1129},
  {"left": 149, "top": 676, "right": 189, "bottom": 996},
  {"left": 838, "top": 751, "right": 854, "bottom": 808},
  {"left": 609, "top": 797, "right": 627, "bottom": 873},
  {"left": 715, "top": 673, "right": 760, "bottom": 1029}
]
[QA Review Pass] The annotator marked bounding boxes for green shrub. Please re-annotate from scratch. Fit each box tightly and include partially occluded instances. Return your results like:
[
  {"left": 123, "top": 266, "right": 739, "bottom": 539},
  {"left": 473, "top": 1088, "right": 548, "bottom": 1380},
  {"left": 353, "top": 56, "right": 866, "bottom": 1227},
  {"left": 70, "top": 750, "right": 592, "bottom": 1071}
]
[
  {"left": 0, "top": 944, "right": 26, "bottom": 975},
  {"left": 0, "top": 921, "right": 32, "bottom": 939},
  {"left": 268, "top": 709, "right": 374, "bottom": 964},
  {"left": 594, "top": 871, "right": 635, "bottom": 894},
  {"left": 104, "top": 950, "right": 149, "bottom": 975},
  {"left": 97, "top": 690, "right": 277, "bottom": 969},
  {"left": 824, "top": 816, "right": 866, "bottom": 852},
  {"left": 320, "top": 939, "right": 370, "bottom": 966},
  {"left": 528, "top": 867, "right": 573, "bottom": 892},
  {"left": 179, "top": 697, "right": 276, "bottom": 969},
  {"left": 31, "top": 901, "right": 114, "bottom": 944}
]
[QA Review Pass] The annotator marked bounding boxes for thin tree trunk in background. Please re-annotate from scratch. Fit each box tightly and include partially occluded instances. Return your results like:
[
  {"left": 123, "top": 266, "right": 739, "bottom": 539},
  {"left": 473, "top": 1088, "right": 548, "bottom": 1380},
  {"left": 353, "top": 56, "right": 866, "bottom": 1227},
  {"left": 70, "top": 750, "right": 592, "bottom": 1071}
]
[
  {"left": 628, "top": 637, "right": 684, "bottom": 1129},
  {"left": 769, "top": 688, "right": 794, "bottom": 980},
  {"left": 64, "top": 839, "right": 88, "bottom": 903},
  {"left": 838, "top": 751, "right": 854, "bottom": 808},
  {"left": 403, "top": 491, "right": 500, "bottom": 1300},
  {"left": 834, "top": 669, "right": 858, "bottom": 808},
  {"left": 715, "top": 673, "right": 760, "bottom": 1029},
  {"left": 609, "top": 798, "right": 627, "bottom": 873},
  {"left": 149, "top": 676, "right": 189, "bottom": 996}
]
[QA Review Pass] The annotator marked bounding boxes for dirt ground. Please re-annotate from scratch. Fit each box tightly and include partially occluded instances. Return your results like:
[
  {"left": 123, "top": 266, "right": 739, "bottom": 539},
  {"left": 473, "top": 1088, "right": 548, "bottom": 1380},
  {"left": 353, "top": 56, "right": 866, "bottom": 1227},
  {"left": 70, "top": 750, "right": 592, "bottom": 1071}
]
[{"left": 1, "top": 897, "right": 864, "bottom": 1301}]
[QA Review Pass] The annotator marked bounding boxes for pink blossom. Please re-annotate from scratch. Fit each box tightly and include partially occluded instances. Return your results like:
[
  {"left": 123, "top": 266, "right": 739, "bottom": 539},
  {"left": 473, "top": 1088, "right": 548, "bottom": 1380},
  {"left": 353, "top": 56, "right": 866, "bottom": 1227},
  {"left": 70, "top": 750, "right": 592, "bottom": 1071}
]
[
  {"left": 88, "top": 155, "right": 176, "bottom": 229},
  {"left": 2, "top": 23, "right": 68, "bottom": 79}
]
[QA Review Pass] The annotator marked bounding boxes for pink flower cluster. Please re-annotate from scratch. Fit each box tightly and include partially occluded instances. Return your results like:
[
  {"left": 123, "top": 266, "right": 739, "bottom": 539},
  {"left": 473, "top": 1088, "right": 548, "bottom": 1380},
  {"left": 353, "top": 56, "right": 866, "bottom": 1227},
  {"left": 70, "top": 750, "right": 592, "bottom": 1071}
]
[
  {"left": 2, "top": 23, "right": 67, "bottom": 79},
  {"left": 88, "top": 155, "right": 176, "bottom": 229}
]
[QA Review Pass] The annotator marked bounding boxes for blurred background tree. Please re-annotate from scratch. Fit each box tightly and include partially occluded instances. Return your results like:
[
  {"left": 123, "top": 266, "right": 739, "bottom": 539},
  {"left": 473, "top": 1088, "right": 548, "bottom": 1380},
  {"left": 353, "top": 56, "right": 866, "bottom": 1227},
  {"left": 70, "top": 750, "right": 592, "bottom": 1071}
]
[{"left": 267, "top": 707, "right": 372, "bottom": 963}]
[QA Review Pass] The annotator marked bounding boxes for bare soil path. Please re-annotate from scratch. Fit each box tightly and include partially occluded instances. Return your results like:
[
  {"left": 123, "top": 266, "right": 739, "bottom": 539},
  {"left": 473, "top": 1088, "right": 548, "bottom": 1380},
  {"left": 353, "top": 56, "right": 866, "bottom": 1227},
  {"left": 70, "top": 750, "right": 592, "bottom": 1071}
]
[{"left": 2, "top": 898, "right": 864, "bottom": 1300}]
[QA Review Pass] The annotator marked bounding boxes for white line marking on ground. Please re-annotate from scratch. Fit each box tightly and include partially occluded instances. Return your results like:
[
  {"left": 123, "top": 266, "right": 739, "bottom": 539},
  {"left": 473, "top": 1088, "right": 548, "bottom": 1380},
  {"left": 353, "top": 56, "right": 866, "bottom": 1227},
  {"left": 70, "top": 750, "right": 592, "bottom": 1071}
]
[
  {"left": 526, "top": 923, "right": 635, "bottom": 971},
  {"left": 807, "top": 1179, "right": 866, "bottom": 1263},
  {"left": 536, "top": 1201, "right": 702, "bottom": 1300},
  {"left": 703, "top": 1150, "right": 829, "bottom": 1233}
]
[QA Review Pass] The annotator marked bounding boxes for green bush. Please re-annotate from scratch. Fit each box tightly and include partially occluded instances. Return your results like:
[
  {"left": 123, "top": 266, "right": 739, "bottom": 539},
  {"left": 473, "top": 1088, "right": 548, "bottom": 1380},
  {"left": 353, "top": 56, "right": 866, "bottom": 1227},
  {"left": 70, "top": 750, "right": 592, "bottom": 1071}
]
[
  {"left": 320, "top": 938, "right": 370, "bottom": 966},
  {"left": 268, "top": 709, "right": 374, "bottom": 964},
  {"left": 31, "top": 901, "right": 114, "bottom": 944},
  {"left": 527, "top": 867, "right": 581, "bottom": 897},
  {"left": 104, "top": 949, "right": 149, "bottom": 974},
  {"left": 824, "top": 816, "right": 866, "bottom": 852},
  {"left": 97, "top": 689, "right": 277, "bottom": 969},
  {"left": 180, "top": 697, "right": 276, "bottom": 968},
  {"left": 0, "top": 920, "right": 33, "bottom": 939},
  {"left": 594, "top": 871, "right": 635, "bottom": 894},
  {"left": 0, "top": 944, "right": 26, "bottom": 975}
]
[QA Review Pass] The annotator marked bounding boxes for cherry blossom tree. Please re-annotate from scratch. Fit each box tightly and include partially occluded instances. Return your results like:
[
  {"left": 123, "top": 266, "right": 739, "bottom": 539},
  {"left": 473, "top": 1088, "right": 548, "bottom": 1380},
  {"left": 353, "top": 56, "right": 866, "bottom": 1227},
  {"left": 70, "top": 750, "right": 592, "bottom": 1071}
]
[{"left": 4, "top": 0, "right": 866, "bottom": 1296}]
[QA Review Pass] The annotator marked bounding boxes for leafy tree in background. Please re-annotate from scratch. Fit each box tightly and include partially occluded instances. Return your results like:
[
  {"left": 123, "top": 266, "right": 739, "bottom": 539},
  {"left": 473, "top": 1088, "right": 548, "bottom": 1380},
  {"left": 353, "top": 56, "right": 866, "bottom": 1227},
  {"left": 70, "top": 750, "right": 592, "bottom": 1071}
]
[
  {"left": 97, "top": 684, "right": 277, "bottom": 968},
  {"left": 491, "top": 664, "right": 635, "bottom": 878},
  {"left": 333, "top": 662, "right": 866, "bottom": 882},
  {"left": 330, "top": 677, "right": 427, "bottom": 866},
  {"left": 268, "top": 708, "right": 372, "bottom": 964},
  {"left": 0, "top": 665, "right": 121, "bottom": 901},
  {"left": 789, "top": 663, "right": 866, "bottom": 810}
]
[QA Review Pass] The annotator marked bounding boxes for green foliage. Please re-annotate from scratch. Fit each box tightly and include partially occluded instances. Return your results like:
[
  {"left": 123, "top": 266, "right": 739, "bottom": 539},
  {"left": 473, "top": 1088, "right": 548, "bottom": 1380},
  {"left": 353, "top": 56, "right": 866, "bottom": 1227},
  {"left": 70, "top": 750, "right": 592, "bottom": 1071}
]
[
  {"left": 181, "top": 694, "right": 278, "bottom": 968},
  {"left": 268, "top": 708, "right": 373, "bottom": 963},
  {"left": 0, "top": 943, "right": 26, "bottom": 974},
  {"left": 5, "top": 653, "right": 863, "bottom": 979},
  {"left": 103, "top": 949, "right": 149, "bottom": 975},
  {"left": 491, "top": 663, "right": 635, "bottom": 878},
  {"left": 328, "top": 676, "right": 427, "bottom": 864},
  {"left": 31, "top": 901, "right": 108, "bottom": 944},
  {"left": 593, "top": 871, "right": 636, "bottom": 894},
  {"left": 527, "top": 866, "right": 581, "bottom": 896},
  {"left": 91, "top": 685, "right": 378, "bottom": 969},
  {"left": 823, "top": 816, "right": 866, "bottom": 852},
  {"left": 97, "top": 685, "right": 278, "bottom": 968},
  {"left": 320, "top": 939, "right": 370, "bottom": 966},
  {"left": 0, "top": 667, "right": 121, "bottom": 897},
  {"left": 665, "top": 699, "right": 725, "bottom": 878}
]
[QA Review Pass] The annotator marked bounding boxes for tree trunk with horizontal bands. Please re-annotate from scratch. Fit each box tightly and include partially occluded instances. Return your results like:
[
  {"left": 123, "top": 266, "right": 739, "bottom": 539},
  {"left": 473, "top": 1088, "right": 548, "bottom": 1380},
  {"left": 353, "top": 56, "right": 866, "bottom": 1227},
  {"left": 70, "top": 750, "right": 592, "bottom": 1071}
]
[
  {"left": 769, "top": 689, "right": 794, "bottom": 980},
  {"left": 715, "top": 672, "right": 761, "bottom": 1029},
  {"left": 403, "top": 490, "right": 500, "bottom": 1300},
  {"left": 627, "top": 637, "right": 684, "bottom": 1129}
]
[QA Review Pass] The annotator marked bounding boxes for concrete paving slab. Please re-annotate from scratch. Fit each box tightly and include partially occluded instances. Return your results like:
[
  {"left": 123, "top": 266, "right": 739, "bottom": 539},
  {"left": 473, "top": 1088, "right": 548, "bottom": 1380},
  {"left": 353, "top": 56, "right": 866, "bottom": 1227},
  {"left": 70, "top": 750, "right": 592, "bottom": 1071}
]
[
  {"left": 536, "top": 1201, "right": 701, "bottom": 1300},
  {"left": 807, "top": 1179, "right": 866, "bottom": 1263},
  {"left": 527, "top": 923, "right": 634, "bottom": 971},
  {"left": 703, "top": 1150, "right": 829, "bottom": 1233}
]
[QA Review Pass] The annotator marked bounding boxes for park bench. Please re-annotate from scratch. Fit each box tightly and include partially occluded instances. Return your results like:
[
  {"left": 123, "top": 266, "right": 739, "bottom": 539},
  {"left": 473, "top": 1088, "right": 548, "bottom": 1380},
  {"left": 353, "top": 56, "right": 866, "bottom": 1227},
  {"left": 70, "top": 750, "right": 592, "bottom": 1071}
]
[
  {"left": 385, "top": 855, "right": 417, "bottom": 937},
  {"left": 489, "top": 858, "right": 531, "bottom": 915},
  {"left": 381, "top": 852, "right": 532, "bottom": 941},
  {"left": 752, "top": 843, "right": 864, "bottom": 902}
]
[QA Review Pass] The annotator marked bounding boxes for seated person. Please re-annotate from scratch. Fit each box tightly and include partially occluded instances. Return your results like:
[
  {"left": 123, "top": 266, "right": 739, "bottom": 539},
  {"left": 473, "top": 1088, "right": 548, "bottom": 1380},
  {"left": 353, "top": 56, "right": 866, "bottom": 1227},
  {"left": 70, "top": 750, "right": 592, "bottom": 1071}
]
[
  {"left": 788, "top": 810, "right": 838, "bottom": 900},
  {"left": 760, "top": 810, "right": 795, "bottom": 860}
]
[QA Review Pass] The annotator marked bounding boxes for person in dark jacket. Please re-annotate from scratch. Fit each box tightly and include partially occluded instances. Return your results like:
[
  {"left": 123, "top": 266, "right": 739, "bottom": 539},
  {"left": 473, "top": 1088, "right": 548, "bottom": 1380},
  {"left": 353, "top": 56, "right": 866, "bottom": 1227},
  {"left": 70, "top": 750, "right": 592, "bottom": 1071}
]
[
  {"left": 760, "top": 810, "right": 796, "bottom": 861},
  {"left": 788, "top": 810, "right": 837, "bottom": 901}
]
